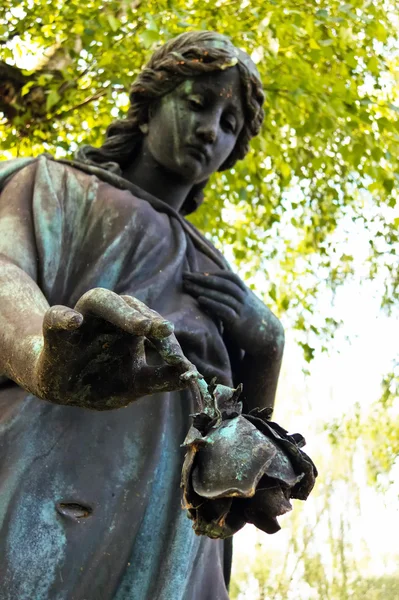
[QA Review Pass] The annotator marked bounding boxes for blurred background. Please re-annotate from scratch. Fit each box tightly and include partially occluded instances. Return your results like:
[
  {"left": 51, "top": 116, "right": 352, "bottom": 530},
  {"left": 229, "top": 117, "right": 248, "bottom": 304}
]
[{"left": 1, "top": 1, "right": 398, "bottom": 597}]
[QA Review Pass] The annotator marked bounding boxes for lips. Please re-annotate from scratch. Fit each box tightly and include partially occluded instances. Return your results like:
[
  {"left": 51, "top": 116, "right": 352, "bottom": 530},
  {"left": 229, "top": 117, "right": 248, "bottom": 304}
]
[{"left": 186, "top": 144, "right": 210, "bottom": 163}]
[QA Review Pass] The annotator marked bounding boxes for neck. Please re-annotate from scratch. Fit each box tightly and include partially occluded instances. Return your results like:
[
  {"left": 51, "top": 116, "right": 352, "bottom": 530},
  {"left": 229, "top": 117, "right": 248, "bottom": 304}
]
[{"left": 122, "top": 142, "right": 192, "bottom": 213}]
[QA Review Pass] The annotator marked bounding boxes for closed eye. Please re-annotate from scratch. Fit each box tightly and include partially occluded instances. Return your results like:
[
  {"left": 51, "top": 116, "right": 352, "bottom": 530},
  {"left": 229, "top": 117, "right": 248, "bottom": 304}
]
[
  {"left": 188, "top": 95, "right": 204, "bottom": 110},
  {"left": 222, "top": 113, "right": 237, "bottom": 133}
]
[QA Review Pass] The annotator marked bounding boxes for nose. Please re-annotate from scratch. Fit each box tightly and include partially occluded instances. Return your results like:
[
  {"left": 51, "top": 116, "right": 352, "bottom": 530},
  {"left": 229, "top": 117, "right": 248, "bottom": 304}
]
[
  {"left": 195, "top": 123, "right": 216, "bottom": 144},
  {"left": 195, "top": 112, "right": 219, "bottom": 144}
]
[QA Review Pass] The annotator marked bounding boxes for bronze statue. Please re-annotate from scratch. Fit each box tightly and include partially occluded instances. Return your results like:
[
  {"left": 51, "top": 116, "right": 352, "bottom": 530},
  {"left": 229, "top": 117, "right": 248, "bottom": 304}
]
[{"left": 0, "top": 31, "right": 316, "bottom": 599}]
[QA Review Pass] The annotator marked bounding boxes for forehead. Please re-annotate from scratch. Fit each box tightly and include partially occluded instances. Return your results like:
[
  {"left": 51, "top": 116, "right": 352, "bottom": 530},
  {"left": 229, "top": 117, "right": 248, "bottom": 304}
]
[{"left": 180, "top": 67, "right": 244, "bottom": 113}]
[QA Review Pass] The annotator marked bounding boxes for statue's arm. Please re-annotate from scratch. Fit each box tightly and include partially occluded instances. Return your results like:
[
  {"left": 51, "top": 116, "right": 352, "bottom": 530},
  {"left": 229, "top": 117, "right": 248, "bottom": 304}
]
[
  {"left": 0, "top": 255, "right": 50, "bottom": 392},
  {"left": 0, "top": 166, "right": 198, "bottom": 409},
  {"left": 235, "top": 336, "right": 284, "bottom": 412},
  {"left": 0, "top": 164, "right": 50, "bottom": 392},
  {"left": 183, "top": 270, "right": 284, "bottom": 413}
]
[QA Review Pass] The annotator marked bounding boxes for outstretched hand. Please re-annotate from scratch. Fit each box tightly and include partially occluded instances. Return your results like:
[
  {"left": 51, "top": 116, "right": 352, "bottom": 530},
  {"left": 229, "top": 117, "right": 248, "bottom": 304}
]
[
  {"left": 33, "top": 288, "right": 198, "bottom": 410},
  {"left": 183, "top": 271, "right": 284, "bottom": 357}
]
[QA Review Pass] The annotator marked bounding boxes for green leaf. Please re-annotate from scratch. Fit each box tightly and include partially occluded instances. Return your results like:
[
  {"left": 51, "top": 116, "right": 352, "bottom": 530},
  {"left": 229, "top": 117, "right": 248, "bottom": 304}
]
[
  {"left": 280, "top": 162, "right": 291, "bottom": 179},
  {"left": 140, "top": 29, "right": 160, "bottom": 48},
  {"left": 46, "top": 89, "right": 60, "bottom": 112},
  {"left": 20, "top": 81, "right": 36, "bottom": 96},
  {"left": 367, "top": 55, "right": 379, "bottom": 74},
  {"left": 107, "top": 14, "right": 120, "bottom": 32},
  {"left": 383, "top": 178, "right": 394, "bottom": 193},
  {"left": 309, "top": 38, "right": 320, "bottom": 50},
  {"left": 299, "top": 342, "right": 315, "bottom": 363}
]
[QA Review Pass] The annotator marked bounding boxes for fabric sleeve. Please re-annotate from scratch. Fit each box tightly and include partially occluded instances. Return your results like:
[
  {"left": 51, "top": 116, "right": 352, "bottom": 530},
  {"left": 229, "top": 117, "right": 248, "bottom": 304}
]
[
  {"left": 0, "top": 161, "right": 40, "bottom": 281},
  {"left": 1, "top": 156, "right": 100, "bottom": 305}
]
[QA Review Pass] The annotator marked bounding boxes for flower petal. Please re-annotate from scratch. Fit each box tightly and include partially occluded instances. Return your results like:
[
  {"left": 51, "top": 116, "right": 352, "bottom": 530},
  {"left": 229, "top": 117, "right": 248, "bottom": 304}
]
[
  {"left": 244, "top": 487, "right": 292, "bottom": 534},
  {"left": 192, "top": 416, "right": 277, "bottom": 499},
  {"left": 192, "top": 497, "right": 246, "bottom": 539},
  {"left": 246, "top": 414, "right": 317, "bottom": 499},
  {"left": 181, "top": 446, "right": 202, "bottom": 509},
  {"left": 264, "top": 448, "right": 303, "bottom": 487}
]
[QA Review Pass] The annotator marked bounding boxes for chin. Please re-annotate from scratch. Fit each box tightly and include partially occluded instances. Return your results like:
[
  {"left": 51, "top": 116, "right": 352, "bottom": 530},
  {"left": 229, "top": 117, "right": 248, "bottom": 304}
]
[{"left": 172, "top": 159, "right": 206, "bottom": 185}]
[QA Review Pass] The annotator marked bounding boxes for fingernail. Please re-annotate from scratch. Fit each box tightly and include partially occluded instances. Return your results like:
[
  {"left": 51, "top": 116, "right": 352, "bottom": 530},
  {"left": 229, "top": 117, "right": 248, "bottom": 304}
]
[
  {"left": 66, "top": 311, "right": 83, "bottom": 329},
  {"left": 180, "top": 370, "right": 200, "bottom": 382},
  {"left": 152, "top": 320, "right": 174, "bottom": 337}
]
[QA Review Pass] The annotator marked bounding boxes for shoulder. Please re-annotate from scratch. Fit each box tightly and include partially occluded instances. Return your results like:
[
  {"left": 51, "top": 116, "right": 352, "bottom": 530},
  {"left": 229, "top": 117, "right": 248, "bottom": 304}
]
[
  {"left": 0, "top": 157, "right": 39, "bottom": 192},
  {"left": 0, "top": 154, "right": 88, "bottom": 197}
]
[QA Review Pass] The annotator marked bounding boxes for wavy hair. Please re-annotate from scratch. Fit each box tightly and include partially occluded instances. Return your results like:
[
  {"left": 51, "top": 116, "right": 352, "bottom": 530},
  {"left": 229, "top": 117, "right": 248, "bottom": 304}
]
[{"left": 75, "top": 31, "right": 264, "bottom": 215}]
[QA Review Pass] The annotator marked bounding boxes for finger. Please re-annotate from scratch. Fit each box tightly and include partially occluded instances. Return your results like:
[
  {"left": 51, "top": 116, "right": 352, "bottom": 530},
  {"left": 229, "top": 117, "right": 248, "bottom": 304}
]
[
  {"left": 148, "top": 333, "right": 195, "bottom": 372},
  {"left": 43, "top": 306, "right": 83, "bottom": 333},
  {"left": 197, "top": 296, "right": 238, "bottom": 323},
  {"left": 74, "top": 288, "right": 152, "bottom": 336},
  {"left": 184, "top": 270, "right": 247, "bottom": 291},
  {"left": 183, "top": 272, "right": 246, "bottom": 302},
  {"left": 122, "top": 297, "right": 194, "bottom": 371},
  {"left": 121, "top": 295, "right": 174, "bottom": 338},
  {"left": 134, "top": 364, "right": 193, "bottom": 397},
  {"left": 184, "top": 281, "right": 242, "bottom": 313}
]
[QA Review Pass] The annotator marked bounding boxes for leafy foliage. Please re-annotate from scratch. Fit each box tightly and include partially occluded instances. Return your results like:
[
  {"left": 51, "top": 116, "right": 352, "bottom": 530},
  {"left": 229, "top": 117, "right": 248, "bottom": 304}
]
[{"left": 1, "top": 1, "right": 398, "bottom": 339}]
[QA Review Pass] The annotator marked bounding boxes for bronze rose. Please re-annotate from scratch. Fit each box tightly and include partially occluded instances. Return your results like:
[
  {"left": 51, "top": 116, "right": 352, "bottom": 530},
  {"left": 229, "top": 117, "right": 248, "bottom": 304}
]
[{"left": 181, "top": 380, "right": 317, "bottom": 539}]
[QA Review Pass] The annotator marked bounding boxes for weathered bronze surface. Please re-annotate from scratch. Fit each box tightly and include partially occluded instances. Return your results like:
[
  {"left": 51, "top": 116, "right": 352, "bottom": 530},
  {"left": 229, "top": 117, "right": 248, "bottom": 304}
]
[
  {"left": 181, "top": 382, "right": 317, "bottom": 540},
  {"left": 0, "top": 31, "right": 299, "bottom": 599}
]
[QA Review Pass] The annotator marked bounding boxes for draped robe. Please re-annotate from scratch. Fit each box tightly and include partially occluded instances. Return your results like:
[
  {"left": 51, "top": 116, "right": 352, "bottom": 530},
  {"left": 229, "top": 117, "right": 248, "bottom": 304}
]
[{"left": 0, "top": 156, "right": 237, "bottom": 600}]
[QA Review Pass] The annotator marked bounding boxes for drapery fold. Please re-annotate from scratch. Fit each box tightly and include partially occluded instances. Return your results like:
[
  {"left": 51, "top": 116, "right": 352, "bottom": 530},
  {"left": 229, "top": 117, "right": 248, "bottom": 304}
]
[{"left": 0, "top": 156, "right": 234, "bottom": 599}]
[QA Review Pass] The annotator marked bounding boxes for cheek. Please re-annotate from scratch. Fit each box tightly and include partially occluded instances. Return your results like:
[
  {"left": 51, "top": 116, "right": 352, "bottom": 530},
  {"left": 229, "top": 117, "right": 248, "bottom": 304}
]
[
  {"left": 168, "top": 100, "right": 188, "bottom": 136},
  {"left": 151, "top": 104, "right": 188, "bottom": 161},
  {"left": 214, "top": 137, "right": 236, "bottom": 169}
]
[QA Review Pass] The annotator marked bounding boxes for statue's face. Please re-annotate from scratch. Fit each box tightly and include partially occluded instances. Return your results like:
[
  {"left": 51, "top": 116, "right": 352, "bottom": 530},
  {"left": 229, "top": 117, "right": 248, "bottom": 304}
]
[{"left": 143, "top": 67, "right": 244, "bottom": 184}]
